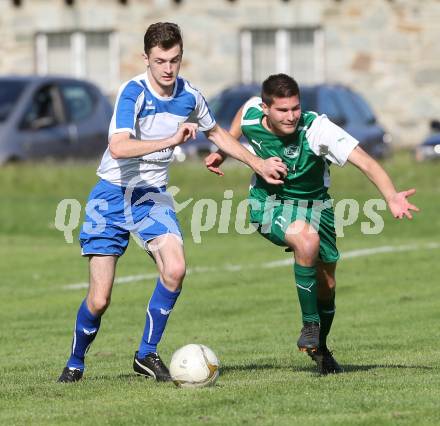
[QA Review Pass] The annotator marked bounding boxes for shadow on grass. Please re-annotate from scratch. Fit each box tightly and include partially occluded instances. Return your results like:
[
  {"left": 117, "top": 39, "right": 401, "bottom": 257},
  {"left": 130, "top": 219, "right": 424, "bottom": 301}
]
[
  {"left": 221, "top": 363, "right": 292, "bottom": 374},
  {"left": 87, "top": 373, "right": 150, "bottom": 382},
  {"left": 339, "top": 364, "right": 434, "bottom": 372},
  {"left": 221, "top": 363, "right": 434, "bottom": 375},
  {"left": 84, "top": 363, "right": 434, "bottom": 382}
]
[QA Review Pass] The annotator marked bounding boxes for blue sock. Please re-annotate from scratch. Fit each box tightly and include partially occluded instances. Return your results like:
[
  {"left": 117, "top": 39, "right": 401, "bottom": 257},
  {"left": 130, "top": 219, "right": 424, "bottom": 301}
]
[
  {"left": 138, "top": 279, "right": 180, "bottom": 358},
  {"left": 66, "top": 299, "right": 101, "bottom": 371}
]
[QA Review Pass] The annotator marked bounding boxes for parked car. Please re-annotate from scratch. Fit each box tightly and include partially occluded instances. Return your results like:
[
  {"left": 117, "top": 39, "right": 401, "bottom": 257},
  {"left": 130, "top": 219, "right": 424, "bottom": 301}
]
[
  {"left": 178, "top": 82, "right": 391, "bottom": 160},
  {"left": 0, "top": 76, "right": 113, "bottom": 164},
  {"left": 177, "top": 83, "right": 260, "bottom": 160},
  {"left": 414, "top": 120, "right": 440, "bottom": 161}
]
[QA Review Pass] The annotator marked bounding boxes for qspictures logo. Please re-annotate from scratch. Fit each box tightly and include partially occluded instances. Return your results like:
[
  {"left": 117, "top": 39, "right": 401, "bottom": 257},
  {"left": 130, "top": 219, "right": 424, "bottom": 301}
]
[{"left": 54, "top": 182, "right": 387, "bottom": 246}]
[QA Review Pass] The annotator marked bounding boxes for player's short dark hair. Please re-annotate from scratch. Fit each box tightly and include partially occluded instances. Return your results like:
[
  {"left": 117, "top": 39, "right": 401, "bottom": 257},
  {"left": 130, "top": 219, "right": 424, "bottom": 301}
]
[
  {"left": 261, "top": 74, "right": 300, "bottom": 106},
  {"left": 144, "top": 22, "right": 183, "bottom": 55}
]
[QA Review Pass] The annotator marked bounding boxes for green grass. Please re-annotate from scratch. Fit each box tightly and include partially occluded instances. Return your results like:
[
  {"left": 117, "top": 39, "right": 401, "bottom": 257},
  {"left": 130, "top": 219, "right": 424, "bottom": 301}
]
[{"left": 0, "top": 153, "right": 439, "bottom": 425}]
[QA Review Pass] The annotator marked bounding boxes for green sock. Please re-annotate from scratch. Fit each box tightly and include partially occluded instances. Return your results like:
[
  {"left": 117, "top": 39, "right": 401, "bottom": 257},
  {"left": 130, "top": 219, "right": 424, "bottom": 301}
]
[
  {"left": 294, "top": 263, "right": 320, "bottom": 324},
  {"left": 317, "top": 295, "right": 335, "bottom": 348}
]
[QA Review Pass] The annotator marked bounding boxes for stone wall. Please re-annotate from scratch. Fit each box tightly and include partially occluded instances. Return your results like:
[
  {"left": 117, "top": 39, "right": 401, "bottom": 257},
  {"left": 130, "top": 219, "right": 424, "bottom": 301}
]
[
  {"left": 323, "top": 0, "right": 440, "bottom": 146},
  {"left": 0, "top": 0, "right": 439, "bottom": 146}
]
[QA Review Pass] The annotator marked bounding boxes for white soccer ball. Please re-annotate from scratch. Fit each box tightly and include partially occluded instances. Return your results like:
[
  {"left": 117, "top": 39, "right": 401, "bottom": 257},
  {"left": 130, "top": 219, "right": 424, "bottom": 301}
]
[{"left": 169, "top": 344, "right": 220, "bottom": 388}]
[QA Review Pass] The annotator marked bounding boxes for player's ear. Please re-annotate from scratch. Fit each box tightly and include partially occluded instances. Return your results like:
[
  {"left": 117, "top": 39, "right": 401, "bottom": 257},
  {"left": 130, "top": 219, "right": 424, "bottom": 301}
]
[
  {"left": 142, "top": 52, "right": 150, "bottom": 67},
  {"left": 261, "top": 102, "right": 270, "bottom": 116}
]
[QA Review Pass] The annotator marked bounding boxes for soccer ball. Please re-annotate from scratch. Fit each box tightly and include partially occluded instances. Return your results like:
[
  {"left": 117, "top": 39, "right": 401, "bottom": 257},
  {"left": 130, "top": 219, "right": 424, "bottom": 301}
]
[{"left": 169, "top": 344, "right": 220, "bottom": 388}]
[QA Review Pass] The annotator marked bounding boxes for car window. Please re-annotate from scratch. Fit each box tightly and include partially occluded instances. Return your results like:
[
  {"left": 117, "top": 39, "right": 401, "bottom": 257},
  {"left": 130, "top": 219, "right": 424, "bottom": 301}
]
[
  {"left": 0, "top": 81, "right": 27, "bottom": 122},
  {"left": 59, "top": 84, "right": 95, "bottom": 122},
  {"left": 21, "top": 85, "right": 60, "bottom": 129}
]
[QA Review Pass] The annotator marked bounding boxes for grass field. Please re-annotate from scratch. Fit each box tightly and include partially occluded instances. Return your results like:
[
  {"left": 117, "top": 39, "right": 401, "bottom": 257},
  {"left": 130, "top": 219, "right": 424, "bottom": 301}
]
[{"left": 0, "top": 152, "right": 439, "bottom": 425}]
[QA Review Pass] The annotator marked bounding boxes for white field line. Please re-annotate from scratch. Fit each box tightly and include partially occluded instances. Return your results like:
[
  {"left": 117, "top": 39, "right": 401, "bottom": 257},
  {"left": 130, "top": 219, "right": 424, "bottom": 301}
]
[{"left": 63, "top": 242, "right": 440, "bottom": 290}]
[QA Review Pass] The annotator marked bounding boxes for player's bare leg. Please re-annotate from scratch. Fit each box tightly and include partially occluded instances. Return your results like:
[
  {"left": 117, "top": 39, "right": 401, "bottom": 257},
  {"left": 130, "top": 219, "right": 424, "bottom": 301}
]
[
  {"left": 148, "top": 233, "right": 186, "bottom": 292},
  {"left": 86, "top": 255, "right": 118, "bottom": 315}
]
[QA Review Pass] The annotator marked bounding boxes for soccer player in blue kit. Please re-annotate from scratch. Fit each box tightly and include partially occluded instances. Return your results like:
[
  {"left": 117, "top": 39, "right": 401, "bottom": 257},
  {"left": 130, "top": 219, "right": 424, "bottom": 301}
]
[{"left": 58, "top": 23, "right": 287, "bottom": 383}]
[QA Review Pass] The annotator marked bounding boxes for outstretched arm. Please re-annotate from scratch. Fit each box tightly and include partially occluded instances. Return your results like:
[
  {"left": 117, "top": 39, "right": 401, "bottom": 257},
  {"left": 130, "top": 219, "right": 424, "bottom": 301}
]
[
  {"left": 205, "top": 104, "right": 245, "bottom": 176},
  {"left": 209, "top": 99, "right": 268, "bottom": 172},
  {"left": 205, "top": 124, "right": 286, "bottom": 185},
  {"left": 348, "top": 146, "right": 419, "bottom": 219}
]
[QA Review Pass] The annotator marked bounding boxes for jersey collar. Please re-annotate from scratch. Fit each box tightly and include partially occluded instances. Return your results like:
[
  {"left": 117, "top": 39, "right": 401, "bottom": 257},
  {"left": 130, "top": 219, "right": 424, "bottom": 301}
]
[{"left": 143, "top": 73, "right": 178, "bottom": 101}]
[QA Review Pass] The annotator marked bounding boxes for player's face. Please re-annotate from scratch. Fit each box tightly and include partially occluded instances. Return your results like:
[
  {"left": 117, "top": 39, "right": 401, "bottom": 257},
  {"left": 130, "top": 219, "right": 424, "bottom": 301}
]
[
  {"left": 262, "top": 96, "right": 301, "bottom": 136},
  {"left": 144, "top": 44, "right": 182, "bottom": 95}
]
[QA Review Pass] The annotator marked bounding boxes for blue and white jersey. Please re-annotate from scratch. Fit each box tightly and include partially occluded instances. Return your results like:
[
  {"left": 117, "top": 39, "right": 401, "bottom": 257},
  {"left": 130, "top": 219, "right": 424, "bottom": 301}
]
[{"left": 97, "top": 73, "right": 216, "bottom": 187}]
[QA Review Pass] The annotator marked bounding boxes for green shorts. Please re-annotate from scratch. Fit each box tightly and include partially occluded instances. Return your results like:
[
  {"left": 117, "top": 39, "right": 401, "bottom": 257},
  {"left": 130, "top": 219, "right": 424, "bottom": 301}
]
[{"left": 248, "top": 197, "right": 340, "bottom": 263}]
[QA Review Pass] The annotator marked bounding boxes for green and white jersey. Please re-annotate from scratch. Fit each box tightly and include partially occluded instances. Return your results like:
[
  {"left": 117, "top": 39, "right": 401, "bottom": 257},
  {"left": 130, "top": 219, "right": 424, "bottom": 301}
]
[{"left": 242, "top": 97, "right": 359, "bottom": 201}]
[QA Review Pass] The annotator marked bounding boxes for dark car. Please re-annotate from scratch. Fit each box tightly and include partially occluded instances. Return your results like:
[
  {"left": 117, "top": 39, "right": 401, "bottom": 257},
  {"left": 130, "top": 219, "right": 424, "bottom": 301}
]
[
  {"left": 177, "top": 83, "right": 260, "bottom": 160},
  {"left": 180, "top": 82, "right": 391, "bottom": 160},
  {"left": 414, "top": 120, "right": 440, "bottom": 161},
  {"left": 301, "top": 84, "right": 391, "bottom": 159},
  {"left": 0, "top": 76, "right": 113, "bottom": 164}
]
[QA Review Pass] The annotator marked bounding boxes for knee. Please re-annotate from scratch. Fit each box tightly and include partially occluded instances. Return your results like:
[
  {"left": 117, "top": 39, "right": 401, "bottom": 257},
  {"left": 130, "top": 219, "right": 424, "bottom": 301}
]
[
  {"left": 287, "top": 231, "right": 320, "bottom": 263},
  {"left": 87, "top": 294, "right": 111, "bottom": 315},
  {"left": 161, "top": 262, "right": 186, "bottom": 291},
  {"left": 301, "top": 233, "right": 320, "bottom": 257}
]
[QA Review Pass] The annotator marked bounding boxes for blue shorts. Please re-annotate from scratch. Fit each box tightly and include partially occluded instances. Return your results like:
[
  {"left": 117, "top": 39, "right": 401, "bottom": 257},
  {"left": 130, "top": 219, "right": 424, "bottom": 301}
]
[{"left": 79, "top": 179, "right": 182, "bottom": 256}]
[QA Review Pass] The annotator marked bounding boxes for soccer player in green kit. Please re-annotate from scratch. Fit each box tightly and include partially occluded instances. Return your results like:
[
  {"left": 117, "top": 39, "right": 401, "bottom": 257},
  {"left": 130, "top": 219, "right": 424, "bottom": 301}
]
[{"left": 204, "top": 74, "right": 419, "bottom": 375}]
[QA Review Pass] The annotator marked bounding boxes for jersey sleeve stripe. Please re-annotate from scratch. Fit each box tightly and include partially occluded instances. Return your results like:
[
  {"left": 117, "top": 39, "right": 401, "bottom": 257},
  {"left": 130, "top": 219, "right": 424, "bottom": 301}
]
[
  {"left": 137, "top": 79, "right": 148, "bottom": 113},
  {"left": 242, "top": 97, "right": 262, "bottom": 115},
  {"left": 241, "top": 97, "right": 262, "bottom": 126},
  {"left": 115, "top": 81, "right": 144, "bottom": 131},
  {"left": 184, "top": 80, "right": 216, "bottom": 131},
  {"left": 242, "top": 118, "right": 260, "bottom": 126}
]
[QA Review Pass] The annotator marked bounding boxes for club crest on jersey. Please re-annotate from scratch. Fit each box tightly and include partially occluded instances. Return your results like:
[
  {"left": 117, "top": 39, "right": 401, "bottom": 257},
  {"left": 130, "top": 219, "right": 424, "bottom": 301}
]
[{"left": 284, "top": 145, "right": 300, "bottom": 158}]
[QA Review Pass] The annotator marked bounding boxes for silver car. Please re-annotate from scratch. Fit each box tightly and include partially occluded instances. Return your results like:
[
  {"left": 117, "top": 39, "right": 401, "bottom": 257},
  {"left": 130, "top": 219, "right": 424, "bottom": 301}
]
[{"left": 0, "top": 76, "right": 112, "bottom": 164}]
